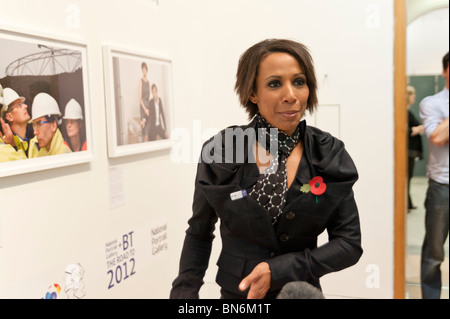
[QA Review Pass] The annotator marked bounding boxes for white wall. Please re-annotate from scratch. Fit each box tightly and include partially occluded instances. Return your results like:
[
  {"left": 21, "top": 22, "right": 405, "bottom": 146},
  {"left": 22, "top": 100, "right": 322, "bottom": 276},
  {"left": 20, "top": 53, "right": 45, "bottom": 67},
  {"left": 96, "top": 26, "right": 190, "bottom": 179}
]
[
  {"left": 406, "top": 0, "right": 449, "bottom": 24},
  {"left": 0, "top": 0, "right": 395, "bottom": 299},
  {"left": 407, "top": 7, "right": 449, "bottom": 75}
]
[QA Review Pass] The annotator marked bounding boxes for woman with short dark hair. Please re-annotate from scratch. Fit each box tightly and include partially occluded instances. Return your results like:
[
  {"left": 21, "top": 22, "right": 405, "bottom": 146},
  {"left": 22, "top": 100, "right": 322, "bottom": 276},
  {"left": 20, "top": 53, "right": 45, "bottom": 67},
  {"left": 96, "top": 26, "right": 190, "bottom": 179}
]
[{"left": 171, "top": 39, "right": 362, "bottom": 299}]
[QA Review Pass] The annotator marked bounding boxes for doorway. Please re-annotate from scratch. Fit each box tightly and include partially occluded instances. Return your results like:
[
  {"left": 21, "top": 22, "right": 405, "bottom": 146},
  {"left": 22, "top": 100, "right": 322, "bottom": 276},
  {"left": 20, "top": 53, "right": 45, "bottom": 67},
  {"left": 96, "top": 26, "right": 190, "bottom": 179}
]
[
  {"left": 395, "top": 0, "right": 450, "bottom": 299},
  {"left": 404, "top": 74, "right": 449, "bottom": 298}
]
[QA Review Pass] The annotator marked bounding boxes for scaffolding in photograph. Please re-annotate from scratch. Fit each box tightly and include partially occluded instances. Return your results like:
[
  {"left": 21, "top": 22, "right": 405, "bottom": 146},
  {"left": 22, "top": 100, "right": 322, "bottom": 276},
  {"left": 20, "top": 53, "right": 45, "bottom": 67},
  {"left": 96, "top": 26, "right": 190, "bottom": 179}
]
[{"left": 5, "top": 45, "right": 82, "bottom": 76}]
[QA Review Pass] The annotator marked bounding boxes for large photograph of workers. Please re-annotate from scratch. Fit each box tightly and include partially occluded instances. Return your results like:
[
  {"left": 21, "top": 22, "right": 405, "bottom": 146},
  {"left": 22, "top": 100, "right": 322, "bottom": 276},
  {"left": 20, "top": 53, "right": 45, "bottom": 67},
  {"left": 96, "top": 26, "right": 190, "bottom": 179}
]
[
  {"left": 0, "top": 31, "right": 91, "bottom": 177},
  {"left": 103, "top": 47, "right": 173, "bottom": 157}
]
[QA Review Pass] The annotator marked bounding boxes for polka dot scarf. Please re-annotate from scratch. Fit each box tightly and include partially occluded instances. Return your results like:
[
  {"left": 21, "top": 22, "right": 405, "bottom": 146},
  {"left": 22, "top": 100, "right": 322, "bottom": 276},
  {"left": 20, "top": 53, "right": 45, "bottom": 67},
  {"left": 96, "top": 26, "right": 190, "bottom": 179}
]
[{"left": 249, "top": 113, "right": 302, "bottom": 224}]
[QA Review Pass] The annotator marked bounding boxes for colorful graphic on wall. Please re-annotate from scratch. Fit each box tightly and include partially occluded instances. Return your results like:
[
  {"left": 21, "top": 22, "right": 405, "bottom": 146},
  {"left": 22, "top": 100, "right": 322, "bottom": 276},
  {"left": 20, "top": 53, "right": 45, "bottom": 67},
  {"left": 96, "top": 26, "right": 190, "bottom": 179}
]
[
  {"left": 44, "top": 283, "right": 62, "bottom": 299},
  {"left": 41, "top": 263, "right": 86, "bottom": 299}
]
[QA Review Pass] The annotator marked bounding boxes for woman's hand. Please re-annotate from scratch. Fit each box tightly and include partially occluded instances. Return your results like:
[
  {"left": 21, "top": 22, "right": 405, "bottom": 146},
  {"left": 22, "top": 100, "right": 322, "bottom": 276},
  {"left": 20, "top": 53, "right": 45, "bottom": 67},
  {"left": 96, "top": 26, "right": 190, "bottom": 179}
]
[
  {"left": 411, "top": 124, "right": 424, "bottom": 136},
  {"left": 239, "top": 262, "right": 271, "bottom": 299}
]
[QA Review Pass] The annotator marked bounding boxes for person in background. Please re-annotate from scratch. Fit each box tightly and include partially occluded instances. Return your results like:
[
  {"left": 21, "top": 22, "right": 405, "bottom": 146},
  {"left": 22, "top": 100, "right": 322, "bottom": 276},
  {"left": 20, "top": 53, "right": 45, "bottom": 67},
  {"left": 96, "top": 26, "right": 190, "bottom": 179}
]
[
  {"left": 419, "top": 52, "right": 449, "bottom": 299},
  {"left": 1, "top": 87, "right": 32, "bottom": 156},
  {"left": 148, "top": 84, "right": 168, "bottom": 141},
  {"left": 139, "top": 62, "right": 151, "bottom": 142},
  {"left": 406, "top": 85, "right": 424, "bottom": 211},
  {"left": 170, "top": 39, "right": 362, "bottom": 299},
  {"left": 63, "top": 99, "right": 87, "bottom": 152},
  {"left": 0, "top": 84, "right": 27, "bottom": 162},
  {"left": 28, "top": 93, "right": 72, "bottom": 157}
]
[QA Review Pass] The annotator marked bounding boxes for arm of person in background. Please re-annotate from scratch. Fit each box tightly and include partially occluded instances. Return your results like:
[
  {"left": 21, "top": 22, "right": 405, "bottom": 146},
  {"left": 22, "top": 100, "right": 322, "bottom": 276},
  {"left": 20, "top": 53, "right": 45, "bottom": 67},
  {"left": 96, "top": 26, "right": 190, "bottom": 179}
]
[
  {"left": 410, "top": 124, "right": 424, "bottom": 136},
  {"left": 430, "top": 117, "right": 449, "bottom": 146},
  {"left": 420, "top": 96, "right": 449, "bottom": 147}
]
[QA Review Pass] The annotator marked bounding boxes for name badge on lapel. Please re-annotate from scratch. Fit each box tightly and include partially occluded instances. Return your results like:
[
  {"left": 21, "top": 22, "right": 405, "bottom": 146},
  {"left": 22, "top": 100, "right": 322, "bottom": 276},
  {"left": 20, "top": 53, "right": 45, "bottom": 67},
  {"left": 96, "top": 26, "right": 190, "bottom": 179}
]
[{"left": 230, "top": 189, "right": 247, "bottom": 201}]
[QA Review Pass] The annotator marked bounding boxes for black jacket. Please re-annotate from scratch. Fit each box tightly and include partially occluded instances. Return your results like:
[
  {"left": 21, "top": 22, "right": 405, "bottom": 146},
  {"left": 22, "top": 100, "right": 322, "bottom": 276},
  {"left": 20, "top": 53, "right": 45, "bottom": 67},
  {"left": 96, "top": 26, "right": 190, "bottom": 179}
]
[
  {"left": 149, "top": 97, "right": 167, "bottom": 130},
  {"left": 408, "top": 110, "right": 423, "bottom": 158},
  {"left": 170, "top": 118, "right": 362, "bottom": 298}
]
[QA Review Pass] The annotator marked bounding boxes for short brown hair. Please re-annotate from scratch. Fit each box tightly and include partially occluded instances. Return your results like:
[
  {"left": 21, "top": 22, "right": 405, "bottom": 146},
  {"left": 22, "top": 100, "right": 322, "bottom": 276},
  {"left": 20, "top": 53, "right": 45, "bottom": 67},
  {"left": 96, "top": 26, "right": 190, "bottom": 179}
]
[
  {"left": 443, "top": 52, "right": 449, "bottom": 70},
  {"left": 235, "top": 39, "right": 318, "bottom": 120}
]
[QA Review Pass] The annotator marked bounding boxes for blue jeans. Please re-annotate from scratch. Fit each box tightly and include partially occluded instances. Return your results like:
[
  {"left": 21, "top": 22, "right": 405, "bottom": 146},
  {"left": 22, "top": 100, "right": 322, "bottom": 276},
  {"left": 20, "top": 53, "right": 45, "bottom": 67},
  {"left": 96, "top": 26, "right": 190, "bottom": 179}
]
[{"left": 421, "top": 179, "right": 449, "bottom": 299}]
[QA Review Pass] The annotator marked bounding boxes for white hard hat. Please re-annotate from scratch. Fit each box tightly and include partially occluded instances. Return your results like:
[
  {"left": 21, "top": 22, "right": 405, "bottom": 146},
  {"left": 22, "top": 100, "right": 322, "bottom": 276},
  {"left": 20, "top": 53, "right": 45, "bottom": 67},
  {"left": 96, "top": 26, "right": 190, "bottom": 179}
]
[
  {"left": 63, "top": 99, "right": 83, "bottom": 120},
  {"left": 31, "top": 93, "right": 61, "bottom": 121},
  {"left": 1, "top": 87, "right": 26, "bottom": 112}
]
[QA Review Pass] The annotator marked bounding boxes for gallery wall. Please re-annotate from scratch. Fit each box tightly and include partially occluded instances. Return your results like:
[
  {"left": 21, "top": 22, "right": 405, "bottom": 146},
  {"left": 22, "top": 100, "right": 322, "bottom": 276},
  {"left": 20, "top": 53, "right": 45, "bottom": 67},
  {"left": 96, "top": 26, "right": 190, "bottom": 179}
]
[
  {"left": 407, "top": 7, "right": 449, "bottom": 75},
  {"left": 1, "top": 0, "right": 395, "bottom": 298}
]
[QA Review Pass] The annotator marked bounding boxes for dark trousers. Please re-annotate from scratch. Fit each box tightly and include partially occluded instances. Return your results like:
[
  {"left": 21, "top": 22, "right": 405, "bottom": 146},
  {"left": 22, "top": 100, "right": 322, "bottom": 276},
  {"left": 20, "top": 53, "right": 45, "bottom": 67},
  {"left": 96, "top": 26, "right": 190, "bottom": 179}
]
[
  {"left": 149, "top": 125, "right": 166, "bottom": 141},
  {"left": 421, "top": 179, "right": 449, "bottom": 299}
]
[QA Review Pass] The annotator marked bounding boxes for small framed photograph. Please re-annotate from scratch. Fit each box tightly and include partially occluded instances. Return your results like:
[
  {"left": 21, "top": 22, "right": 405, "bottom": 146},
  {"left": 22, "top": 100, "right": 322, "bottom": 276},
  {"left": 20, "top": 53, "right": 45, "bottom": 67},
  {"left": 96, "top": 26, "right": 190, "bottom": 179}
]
[
  {"left": 0, "top": 28, "right": 93, "bottom": 177},
  {"left": 103, "top": 45, "right": 174, "bottom": 158}
]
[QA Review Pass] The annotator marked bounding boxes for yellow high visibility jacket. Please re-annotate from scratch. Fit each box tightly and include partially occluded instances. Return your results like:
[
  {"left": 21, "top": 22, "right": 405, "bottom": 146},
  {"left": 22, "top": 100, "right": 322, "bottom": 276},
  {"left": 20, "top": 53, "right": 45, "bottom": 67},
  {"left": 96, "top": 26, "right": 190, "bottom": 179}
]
[
  {"left": 29, "top": 129, "right": 72, "bottom": 158},
  {"left": 0, "top": 136, "right": 27, "bottom": 162},
  {"left": 13, "top": 134, "right": 30, "bottom": 156}
]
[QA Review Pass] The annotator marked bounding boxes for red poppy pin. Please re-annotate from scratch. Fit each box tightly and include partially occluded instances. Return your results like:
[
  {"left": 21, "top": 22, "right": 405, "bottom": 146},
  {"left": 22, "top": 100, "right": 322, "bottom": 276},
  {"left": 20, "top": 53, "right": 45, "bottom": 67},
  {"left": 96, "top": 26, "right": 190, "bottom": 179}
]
[{"left": 300, "top": 176, "right": 327, "bottom": 202}]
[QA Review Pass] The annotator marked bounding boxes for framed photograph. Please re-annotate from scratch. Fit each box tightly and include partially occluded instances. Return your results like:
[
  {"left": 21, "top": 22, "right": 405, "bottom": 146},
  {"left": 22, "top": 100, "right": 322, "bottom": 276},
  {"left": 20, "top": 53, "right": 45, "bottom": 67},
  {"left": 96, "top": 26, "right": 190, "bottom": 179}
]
[
  {"left": 103, "top": 45, "right": 174, "bottom": 158},
  {"left": 0, "top": 28, "right": 93, "bottom": 177}
]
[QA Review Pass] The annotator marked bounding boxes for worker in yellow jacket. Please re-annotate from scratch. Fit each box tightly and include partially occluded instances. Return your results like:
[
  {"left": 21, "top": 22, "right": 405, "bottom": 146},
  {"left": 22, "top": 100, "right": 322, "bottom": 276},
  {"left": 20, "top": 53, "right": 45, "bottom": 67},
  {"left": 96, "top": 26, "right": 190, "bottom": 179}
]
[
  {"left": 1, "top": 87, "right": 31, "bottom": 156},
  {"left": 1, "top": 85, "right": 27, "bottom": 162},
  {"left": 0, "top": 134, "right": 27, "bottom": 162},
  {"left": 28, "top": 93, "right": 71, "bottom": 158}
]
